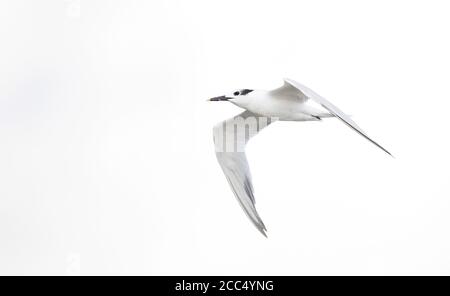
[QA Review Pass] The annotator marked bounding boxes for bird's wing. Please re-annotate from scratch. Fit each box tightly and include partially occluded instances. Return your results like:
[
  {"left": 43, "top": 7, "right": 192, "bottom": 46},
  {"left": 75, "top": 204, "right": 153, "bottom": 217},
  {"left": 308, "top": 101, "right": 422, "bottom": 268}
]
[
  {"left": 270, "top": 80, "right": 309, "bottom": 102},
  {"left": 213, "top": 110, "right": 275, "bottom": 237},
  {"left": 284, "top": 78, "right": 392, "bottom": 156}
]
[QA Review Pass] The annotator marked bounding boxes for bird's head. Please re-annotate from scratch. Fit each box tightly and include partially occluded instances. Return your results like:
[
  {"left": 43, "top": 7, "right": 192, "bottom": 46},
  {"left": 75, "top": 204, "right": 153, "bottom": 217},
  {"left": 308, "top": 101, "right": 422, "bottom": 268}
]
[{"left": 208, "top": 89, "right": 255, "bottom": 108}]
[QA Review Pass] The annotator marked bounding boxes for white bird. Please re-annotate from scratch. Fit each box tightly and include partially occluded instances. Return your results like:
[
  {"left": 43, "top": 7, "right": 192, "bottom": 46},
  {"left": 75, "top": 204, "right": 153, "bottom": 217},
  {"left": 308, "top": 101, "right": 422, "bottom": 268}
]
[{"left": 209, "top": 78, "right": 391, "bottom": 237}]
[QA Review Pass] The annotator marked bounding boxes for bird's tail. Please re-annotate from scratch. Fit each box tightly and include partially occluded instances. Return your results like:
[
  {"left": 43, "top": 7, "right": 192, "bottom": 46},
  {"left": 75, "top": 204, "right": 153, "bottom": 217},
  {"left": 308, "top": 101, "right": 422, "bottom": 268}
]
[{"left": 318, "top": 113, "right": 334, "bottom": 119}]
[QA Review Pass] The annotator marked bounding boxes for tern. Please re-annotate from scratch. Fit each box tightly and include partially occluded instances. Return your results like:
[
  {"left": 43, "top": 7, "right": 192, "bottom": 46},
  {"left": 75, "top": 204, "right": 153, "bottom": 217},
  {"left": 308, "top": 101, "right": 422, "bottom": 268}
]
[{"left": 209, "top": 78, "right": 391, "bottom": 237}]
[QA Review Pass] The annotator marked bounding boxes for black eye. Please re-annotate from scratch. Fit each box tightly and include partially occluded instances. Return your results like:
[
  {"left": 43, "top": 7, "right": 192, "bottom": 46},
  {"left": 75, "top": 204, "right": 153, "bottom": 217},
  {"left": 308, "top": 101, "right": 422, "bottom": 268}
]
[{"left": 233, "top": 91, "right": 240, "bottom": 96}]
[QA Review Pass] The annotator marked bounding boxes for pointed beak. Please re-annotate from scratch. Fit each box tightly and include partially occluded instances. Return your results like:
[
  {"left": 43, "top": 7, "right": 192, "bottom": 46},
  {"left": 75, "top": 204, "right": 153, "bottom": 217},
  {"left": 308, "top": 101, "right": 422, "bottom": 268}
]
[{"left": 208, "top": 96, "right": 231, "bottom": 101}]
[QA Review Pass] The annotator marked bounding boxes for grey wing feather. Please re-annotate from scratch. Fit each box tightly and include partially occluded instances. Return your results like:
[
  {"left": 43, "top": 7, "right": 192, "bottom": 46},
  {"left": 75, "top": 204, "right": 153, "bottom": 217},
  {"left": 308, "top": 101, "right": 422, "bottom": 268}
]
[
  {"left": 213, "top": 111, "right": 274, "bottom": 237},
  {"left": 284, "top": 78, "right": 392, "bottom": 156}
]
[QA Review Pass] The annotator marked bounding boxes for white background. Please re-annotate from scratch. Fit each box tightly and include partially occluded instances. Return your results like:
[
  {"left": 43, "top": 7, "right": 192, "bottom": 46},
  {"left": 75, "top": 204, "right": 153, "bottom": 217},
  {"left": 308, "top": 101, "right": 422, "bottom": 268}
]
[{"left": 1, "top": 0, "right": 449, "bottom": 275}]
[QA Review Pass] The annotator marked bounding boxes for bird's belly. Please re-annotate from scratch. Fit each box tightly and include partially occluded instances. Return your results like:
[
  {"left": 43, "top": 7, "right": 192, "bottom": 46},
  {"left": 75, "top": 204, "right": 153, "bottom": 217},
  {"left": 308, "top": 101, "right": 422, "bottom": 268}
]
[{"left": 247, "top": 100, "right": 315, "bottom": 121}]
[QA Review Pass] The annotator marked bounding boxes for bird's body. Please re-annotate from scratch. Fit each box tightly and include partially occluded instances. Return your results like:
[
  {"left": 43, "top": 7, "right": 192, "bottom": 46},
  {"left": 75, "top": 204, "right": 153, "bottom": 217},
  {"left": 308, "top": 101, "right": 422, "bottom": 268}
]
[
  {"left": 233, "top": 90, "right": 331, "bottom": 121},
  {"left": 209, "top": 78, "right": 392, "bottom": 237}
]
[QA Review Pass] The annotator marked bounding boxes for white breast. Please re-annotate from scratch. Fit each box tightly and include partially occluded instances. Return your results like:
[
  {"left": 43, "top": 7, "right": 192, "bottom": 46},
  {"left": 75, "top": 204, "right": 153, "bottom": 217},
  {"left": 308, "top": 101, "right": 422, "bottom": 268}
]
[{"left": 246, "top": 93, "right": 318, "bottom": 121}]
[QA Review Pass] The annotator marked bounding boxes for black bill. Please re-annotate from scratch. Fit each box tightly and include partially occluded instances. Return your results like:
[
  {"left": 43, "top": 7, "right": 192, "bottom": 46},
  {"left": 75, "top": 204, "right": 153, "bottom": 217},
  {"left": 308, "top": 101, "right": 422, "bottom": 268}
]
[{"left": 209, "top": 96, "right": 231, "bottom": 101}]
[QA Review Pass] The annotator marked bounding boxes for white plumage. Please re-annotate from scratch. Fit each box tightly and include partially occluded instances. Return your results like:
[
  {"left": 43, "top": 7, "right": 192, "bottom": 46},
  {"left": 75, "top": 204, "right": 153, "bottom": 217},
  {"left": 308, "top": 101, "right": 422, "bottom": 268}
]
[{"left": 210, "top": 78, "right": 391, "bottom": 237}]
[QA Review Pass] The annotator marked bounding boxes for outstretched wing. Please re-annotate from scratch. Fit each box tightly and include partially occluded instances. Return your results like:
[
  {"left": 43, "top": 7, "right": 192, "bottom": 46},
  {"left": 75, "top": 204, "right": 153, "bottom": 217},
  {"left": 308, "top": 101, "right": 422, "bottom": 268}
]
[
  {"left": 284, "top": 78, "right": 392, "bottom": 156},
  {"left": 213, "top": 111, "right": 275, "bottom": 237}
]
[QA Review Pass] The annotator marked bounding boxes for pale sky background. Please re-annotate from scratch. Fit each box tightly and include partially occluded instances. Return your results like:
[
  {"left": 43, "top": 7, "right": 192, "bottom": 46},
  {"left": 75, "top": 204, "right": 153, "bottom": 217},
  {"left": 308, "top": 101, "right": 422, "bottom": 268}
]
[{"left": 1, "top": 0, "right": 450, "bottom": 275}]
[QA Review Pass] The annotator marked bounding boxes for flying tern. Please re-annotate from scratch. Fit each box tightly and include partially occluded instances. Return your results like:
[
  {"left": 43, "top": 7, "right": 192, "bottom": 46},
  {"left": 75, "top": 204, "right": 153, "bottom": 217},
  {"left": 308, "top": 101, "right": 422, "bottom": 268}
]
[{"left": 209, "top": 78, "right": 391, "bottom": 237}]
